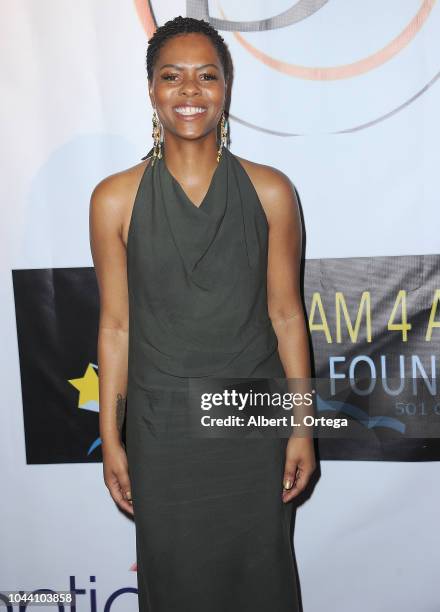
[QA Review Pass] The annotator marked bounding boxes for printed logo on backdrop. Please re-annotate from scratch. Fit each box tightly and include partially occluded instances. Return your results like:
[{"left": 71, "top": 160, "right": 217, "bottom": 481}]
[
  {"left": 134, "top": 0, "right": 440, "bottom": 133},
  {"left": 12, "top": 256, "right": 440, "bottom": 463},
  {"left": 12, "top": 269, "right": 104, "bottom": 464},
  {"left": 303, "top": 255, "right": 440, "bottom": 460}
]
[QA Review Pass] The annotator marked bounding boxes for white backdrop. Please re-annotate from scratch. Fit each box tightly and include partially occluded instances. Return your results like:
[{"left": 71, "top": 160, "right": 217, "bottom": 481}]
[{"left": 2, "top": 1, "right": 439, "bottom": 610}]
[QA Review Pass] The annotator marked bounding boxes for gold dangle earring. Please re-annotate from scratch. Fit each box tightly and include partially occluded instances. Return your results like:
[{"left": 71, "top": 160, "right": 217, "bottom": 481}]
[
  {"left": 217, "top": 111, "right": 228, "bottom": 162},
  {"left": 151, "top": 109, "right": 162, "bottom": 166}
]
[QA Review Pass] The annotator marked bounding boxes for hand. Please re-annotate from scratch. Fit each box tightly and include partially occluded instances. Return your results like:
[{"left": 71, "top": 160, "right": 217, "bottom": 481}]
[
  {"left": 102, "top": 441, "right": 134, "bottom": 515},
  {"left": 282, "top": 436, "right": 316, "bottom": 503}
]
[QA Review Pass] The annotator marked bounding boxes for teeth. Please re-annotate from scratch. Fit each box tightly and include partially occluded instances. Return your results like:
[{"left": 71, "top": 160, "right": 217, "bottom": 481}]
[{"left": 175, "top": 106, "right": 207, "bottom": 115}]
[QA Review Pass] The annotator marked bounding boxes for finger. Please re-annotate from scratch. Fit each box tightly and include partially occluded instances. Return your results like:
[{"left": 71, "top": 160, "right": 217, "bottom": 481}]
[
  {"left": 282, "top": 467, "right": 299, "bottom": 500},
  {"left": 119, "top": 475, "right": 133, "bottom": 504},
  {"left": 282, "top": 468, "right": 312, "bottom": 503},
  {"left": 108, "top": 481, "right": 134, "bottom": 515},
  {"left": 282, "top": 458, "right": 298, "bottom": 492}
]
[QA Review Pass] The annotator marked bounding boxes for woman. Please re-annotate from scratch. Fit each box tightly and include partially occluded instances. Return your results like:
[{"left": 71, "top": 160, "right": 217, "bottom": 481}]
[{"left": 90, "top": 15, "right": 316, "bottom": 612}]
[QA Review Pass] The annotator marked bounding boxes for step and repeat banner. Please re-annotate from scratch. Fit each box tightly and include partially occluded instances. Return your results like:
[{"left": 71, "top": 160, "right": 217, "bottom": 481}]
[{"left": 2, "top": 1, "right": 439, "bottom": 610}]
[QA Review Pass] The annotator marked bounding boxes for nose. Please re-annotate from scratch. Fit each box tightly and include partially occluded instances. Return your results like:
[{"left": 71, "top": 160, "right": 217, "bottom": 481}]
[{"left": 179, "top": 74, "right": 201, "bottom": 97}]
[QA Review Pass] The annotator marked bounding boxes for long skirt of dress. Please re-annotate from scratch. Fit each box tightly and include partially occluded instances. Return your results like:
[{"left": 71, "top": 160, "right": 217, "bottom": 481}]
[{"left": 126, "top": 383, "right": 299, "bottom": 612}]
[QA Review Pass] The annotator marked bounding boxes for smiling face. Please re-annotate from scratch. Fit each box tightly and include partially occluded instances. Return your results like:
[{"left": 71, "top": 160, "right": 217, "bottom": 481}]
[{"left": 148, "top": 32, "right": 227, "bottom": 143}]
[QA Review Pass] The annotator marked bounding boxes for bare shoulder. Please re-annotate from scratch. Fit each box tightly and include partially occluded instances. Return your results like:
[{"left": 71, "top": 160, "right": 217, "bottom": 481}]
[
  {"left": 90, "top": 157, "right": 152, "bottom": 247},
  {"left": 234, "top": 153, "right": 298, "bottom": 225}
]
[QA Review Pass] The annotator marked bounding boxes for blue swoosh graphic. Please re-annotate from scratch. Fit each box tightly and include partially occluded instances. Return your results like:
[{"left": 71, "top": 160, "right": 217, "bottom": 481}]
[
  {"left": 316, "top": 395, "right": 406, "bottom": 433},
  {"left": 87, "top": 436, "right": 102, "bottom": 455}
]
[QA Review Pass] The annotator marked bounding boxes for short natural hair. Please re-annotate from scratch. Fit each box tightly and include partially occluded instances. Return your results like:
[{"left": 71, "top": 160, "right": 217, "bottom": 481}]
[{"left": 146, "top": 15, "right": 231, "bottom": 84}]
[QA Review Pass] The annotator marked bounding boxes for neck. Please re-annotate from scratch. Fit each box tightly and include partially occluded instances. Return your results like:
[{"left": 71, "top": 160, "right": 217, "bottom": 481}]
[{"left": 161, "top": 133, "right": 221, "bottom": 181}]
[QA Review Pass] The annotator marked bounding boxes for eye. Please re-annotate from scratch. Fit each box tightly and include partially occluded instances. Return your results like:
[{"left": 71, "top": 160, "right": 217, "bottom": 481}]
[
  {"left": 200, "top": 73, "right": 217, "bottom": 80},
  {"left": 161, "top": 73, "right": 179, "bottom": 81}
]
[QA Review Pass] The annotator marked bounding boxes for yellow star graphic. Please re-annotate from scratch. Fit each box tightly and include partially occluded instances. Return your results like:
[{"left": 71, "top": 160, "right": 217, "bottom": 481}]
[{"left": 68, "top": 364, "right": 99, "bottom": 407}]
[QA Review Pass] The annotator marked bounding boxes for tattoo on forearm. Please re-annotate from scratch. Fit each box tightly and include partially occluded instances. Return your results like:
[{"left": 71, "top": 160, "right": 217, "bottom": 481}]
[{"left": 116, "top": 393, "right": 127, "bottom": 433}]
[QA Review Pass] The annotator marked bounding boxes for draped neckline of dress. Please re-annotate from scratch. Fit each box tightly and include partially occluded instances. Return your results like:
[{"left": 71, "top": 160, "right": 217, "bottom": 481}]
[
  {"left": 158, "top": 147, "right": 228, "bottom": 214},
  {"left": 153, "top": 146, "right": 232, "bottom": 280}
]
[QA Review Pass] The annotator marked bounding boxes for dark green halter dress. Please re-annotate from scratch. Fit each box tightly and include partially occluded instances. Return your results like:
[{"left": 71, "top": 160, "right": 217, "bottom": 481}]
[{"left": 125, "top": 145, "right": 299, "bottom": 612}]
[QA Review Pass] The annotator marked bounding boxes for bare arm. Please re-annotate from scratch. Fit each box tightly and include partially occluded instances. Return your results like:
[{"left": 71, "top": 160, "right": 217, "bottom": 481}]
[
  {"left": 89, "top": 175, "right": 130, "bottom": 448},
  {"left": 260, "top": 166, "right": 316, "bottom": 502},
  {"left": 265, "top": 173, "right": 311, "bottom": 389},
  {"left": 89, "top": 172, "right": 133, "bottom": 514}
]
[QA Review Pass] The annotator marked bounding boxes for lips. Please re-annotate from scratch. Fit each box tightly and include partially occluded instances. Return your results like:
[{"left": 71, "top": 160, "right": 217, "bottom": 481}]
[
  {"left": 173, "top": 103, "right": 207, "bottom": 110},
  {"left": 173, "top": 104, "right": 208, "bottom": 119}
]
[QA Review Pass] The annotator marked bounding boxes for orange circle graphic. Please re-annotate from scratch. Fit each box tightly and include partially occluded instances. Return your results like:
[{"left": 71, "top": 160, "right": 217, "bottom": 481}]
[{"left": 220, "top": 0, "right": 436, "bottom": 80}]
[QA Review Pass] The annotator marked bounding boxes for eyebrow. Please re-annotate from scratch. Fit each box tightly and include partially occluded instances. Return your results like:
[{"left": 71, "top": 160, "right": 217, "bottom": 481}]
[{"left": 159, "top": 63, "right": 220, "bottom": 71}]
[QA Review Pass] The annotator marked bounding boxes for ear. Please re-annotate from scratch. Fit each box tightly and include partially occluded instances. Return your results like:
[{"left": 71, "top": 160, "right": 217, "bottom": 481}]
[{"left": 148, "top": 80, "right": 154, "bottom": 107}]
